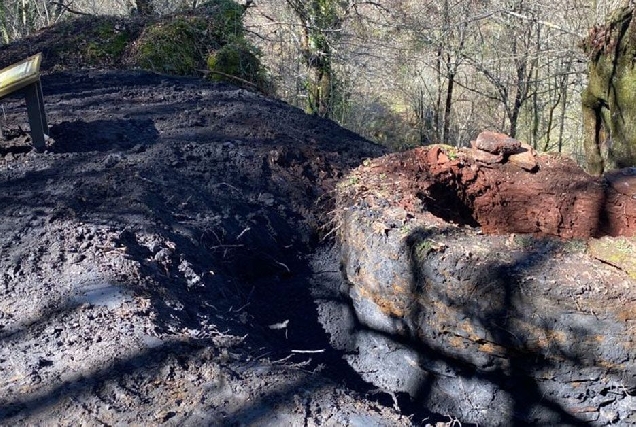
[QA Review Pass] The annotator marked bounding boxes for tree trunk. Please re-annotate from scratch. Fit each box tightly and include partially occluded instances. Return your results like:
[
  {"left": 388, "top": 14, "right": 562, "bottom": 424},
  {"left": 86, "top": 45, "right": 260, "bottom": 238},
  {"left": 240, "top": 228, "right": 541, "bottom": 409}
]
[
  {"left": 581, "top": 5, "right": 636, "bottom": 173},
  {"left": 136, "top": 0, "right": 153, "bottom": 16},
  {"left": 442, "top": 68, "right": 454, "bottom": 144},
  {"left": 582, "top": 89, "right": 606, "bottom": 175},
  {"left": 435, "top": 46, "right": 443, "bottom": 142},
  {"left": 531, "top": 66, "right": 539, "bottom": 149},
  {"left": 287, "top": 0, "right": 339, "bottom": 119},
  {"left": 557, "top": 71, "right": 569, "bottom": 153}
]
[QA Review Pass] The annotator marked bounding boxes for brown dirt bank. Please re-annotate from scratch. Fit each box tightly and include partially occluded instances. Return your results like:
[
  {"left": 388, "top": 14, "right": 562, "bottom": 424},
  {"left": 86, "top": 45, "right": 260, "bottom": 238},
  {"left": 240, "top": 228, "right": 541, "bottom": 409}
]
[{"left": 337, "top": 140, "right": 635, "bottom": 239}]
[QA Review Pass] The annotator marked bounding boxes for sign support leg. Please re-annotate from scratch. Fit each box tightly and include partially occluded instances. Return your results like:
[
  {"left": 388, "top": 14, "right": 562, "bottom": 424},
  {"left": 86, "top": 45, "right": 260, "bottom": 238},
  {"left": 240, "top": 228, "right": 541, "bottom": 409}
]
[{"left": 25, "top": 81, "right": 47, "bottom": 151}]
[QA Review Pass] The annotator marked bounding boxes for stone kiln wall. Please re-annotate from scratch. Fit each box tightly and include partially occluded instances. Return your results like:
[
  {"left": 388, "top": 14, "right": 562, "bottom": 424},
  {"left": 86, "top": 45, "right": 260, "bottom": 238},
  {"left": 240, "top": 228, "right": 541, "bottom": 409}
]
[{"left": 334, "top": 141, "right": 636, "bottom": 425}]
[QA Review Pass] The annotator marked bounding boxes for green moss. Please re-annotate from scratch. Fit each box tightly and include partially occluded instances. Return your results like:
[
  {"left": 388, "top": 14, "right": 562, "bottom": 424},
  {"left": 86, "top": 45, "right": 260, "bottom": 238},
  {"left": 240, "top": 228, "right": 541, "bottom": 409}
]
[
  {"left": 442, "top": 145, "right": 458, "bottom": 160},
  {"left": 207, "top": 39, "right": 264, "bottom": 87},
  {"left": 588, "top": 237, "right": 636, "bottom": 279},
  {"left": 414, "top": 240, "right": 434, "bottom": 259},
  {"left": 129, "top": 1, "right": 268, "bottom": 86},
  {"left": 84, "top": 23, "right": 130, "bottom": 62},
  {"left": 2, "top": 1, "right": 268, "bottom": 87},
  {"left": 47, "top": 17, "right": 139, "bottom": 67},
  {"left": 513, "top": 234, "right": 535, "bottom": 248},
  {"left": 562, "top": 238, "right": 587, "bottom": 254},
  {"left": 133, "top": 17, "right": 210, "bottom": 75},
  {"left": 411, "top": 237, "right": 447, "bottom": 261}
]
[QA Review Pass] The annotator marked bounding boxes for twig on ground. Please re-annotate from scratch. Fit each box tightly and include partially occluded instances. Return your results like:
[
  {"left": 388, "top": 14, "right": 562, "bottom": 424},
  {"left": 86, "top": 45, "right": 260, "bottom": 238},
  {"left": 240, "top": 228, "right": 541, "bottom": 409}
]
[
  {"left": 199, "top": 70, "right": 258, "bottom": 88},
  {"left": 273, "top": 259, "right": 290, "bottom": 273},
  {"left": 236, "top": 227, "right": 251, "bottom": 240}
]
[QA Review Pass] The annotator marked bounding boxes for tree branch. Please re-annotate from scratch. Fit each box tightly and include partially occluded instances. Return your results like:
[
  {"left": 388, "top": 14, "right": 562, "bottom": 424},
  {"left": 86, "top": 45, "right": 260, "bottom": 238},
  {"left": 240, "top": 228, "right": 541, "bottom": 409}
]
[
  {"left": 49, "top": 1, "right": 91, "bottom": 16},
  {"left": 504, "top": 10, "right": 584, "bottom": 38}
]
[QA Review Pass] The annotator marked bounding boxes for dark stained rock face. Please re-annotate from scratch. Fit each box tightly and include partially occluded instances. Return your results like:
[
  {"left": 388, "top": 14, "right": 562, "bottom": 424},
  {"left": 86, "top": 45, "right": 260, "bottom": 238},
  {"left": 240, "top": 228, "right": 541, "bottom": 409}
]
[{"left": 332, "top": 143, "right": 636, "bottom": 426}]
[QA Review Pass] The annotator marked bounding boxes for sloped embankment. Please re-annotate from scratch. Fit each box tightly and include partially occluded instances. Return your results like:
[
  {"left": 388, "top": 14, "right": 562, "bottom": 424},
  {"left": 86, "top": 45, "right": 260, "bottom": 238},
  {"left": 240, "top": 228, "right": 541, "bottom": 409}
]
[
  {"left": 333, "top": 139, "right": 636, "bottom": 426},
  {"left": 0, "top": 70, "right": 423, "bottom": 425}
]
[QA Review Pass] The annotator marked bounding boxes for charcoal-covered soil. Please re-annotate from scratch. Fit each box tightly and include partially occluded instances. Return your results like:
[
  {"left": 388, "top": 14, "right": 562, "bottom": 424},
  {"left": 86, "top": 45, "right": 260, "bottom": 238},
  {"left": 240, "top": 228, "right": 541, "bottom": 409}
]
[{"left": 0, "top": 70, "right": 442, "bottom": 425}]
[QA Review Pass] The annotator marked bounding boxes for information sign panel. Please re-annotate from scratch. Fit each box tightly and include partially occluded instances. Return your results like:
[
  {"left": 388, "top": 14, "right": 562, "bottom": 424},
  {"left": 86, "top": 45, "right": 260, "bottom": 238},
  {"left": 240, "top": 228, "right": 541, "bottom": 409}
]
[
  {"left": 0, "top": 53, "right": 47, "bottom": 150},
  {"left": 0, "top": 53, "right": 42, "bottom": 98}
]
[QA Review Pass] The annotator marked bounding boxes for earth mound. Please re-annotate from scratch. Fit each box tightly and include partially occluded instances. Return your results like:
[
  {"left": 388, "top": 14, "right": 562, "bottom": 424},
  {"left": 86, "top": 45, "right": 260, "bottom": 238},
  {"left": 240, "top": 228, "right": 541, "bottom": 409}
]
[{"left": 0, "top": 70, "right": 446, "bottom": 425}]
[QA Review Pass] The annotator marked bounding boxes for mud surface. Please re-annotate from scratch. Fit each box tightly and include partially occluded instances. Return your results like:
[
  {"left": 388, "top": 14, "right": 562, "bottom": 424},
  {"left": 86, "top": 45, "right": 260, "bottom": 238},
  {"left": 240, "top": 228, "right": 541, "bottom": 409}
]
[{"left": 0, "top": 70, "right": 443, "bottom": 425}]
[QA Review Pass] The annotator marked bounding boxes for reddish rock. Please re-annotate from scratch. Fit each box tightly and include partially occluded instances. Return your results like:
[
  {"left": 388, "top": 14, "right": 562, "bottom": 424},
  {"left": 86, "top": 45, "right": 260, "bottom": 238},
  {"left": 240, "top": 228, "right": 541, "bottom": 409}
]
[
  {"left": 456, "top": 146, "right": 601, "bottom": 237},
  {"left": 472, "top": 132, "right": 538, "bottom": 171},
  {"left": 426, "top": 144, "right": 451, "bottom": 164},
  {"left": 468, "top": 156, "right": 602, "bottom": 238},
  {"left": 473, "top": 130, "right": 522, "bottom": 155},
  {"left": 341, "top": 144, "right": 636, "bottom": 238},
  {"left": 467, "top": 147, "right": 503, "bottom": 165},
  {"left": 507, "top": 142, "right": 538, "bottom": 171}
]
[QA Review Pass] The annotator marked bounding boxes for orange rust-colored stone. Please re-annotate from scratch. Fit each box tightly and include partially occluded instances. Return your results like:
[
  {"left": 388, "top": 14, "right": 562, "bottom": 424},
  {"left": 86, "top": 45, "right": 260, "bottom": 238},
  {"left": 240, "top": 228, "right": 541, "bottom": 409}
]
[
  {"left": 343, "top": 142, "right": 635, "bottom": 238},
  {"left": 508, "top": 143, "right": 538, "bottom": 171},
  {"left": 473, "top": 130, "right": 522, "bottom": 155}
]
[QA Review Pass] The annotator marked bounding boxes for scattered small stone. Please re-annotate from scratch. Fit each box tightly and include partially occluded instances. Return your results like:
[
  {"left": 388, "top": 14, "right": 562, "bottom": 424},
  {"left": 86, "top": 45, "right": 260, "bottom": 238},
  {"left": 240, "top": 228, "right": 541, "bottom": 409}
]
[
  {"left": 470, "top": 148, "right": 504, "bottom": 165},
  {"left": 258, "top": 192, "right": 275, "bottom": 207},
  {"left": 104, "top": 154, "right": 122, "bottom": 168}
]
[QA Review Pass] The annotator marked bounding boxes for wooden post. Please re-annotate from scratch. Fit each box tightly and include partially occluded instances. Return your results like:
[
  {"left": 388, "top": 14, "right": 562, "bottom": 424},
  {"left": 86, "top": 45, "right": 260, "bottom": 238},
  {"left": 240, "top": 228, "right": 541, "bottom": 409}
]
[{"left": 24, "top": 80, "right": 47, "bottom": 150}]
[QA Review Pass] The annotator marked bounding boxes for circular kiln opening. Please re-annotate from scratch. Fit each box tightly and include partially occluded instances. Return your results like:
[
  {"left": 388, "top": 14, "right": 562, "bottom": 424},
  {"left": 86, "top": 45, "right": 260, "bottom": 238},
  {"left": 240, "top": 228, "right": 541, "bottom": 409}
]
[
  {"left": 412, "top": 149, "right": 608, "bottom": 238},
  {"left": 417, "top": 182, "right": 479, "bottom": 228}
]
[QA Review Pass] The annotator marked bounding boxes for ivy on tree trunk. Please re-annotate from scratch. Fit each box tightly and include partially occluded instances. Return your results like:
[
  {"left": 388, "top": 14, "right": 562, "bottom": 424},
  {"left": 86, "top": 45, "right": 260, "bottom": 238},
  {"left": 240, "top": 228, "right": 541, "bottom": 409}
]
[{"left": 582, "top": 4, "right": 636, "bottom": 174}]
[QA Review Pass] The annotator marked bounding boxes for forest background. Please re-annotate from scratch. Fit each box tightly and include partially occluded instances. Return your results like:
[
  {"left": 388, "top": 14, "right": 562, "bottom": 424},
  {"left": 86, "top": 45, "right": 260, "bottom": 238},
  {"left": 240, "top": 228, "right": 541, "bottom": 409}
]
[{"left": 0, "top": 0, "right": 628, "bottom": 163}]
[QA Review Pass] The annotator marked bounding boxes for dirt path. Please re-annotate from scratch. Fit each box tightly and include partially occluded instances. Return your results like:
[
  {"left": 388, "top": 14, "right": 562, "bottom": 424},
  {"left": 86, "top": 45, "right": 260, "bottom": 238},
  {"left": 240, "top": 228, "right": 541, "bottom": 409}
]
[{"left": 0, "top": 70, "right": 437, "bottom": 425}]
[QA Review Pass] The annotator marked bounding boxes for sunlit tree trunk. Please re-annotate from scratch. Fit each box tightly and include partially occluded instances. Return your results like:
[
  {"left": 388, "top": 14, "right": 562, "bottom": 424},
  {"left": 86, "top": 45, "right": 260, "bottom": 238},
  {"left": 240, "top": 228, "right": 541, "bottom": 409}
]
[{"left": 285, "top": 0, "right": 347, "bottom": 118}]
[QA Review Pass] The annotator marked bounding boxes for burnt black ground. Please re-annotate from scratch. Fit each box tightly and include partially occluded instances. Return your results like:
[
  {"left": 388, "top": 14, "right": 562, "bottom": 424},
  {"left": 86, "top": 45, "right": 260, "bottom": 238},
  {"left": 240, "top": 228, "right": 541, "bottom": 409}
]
[{"left": 0, "top": 70, "right": 452, "bottom": 425}]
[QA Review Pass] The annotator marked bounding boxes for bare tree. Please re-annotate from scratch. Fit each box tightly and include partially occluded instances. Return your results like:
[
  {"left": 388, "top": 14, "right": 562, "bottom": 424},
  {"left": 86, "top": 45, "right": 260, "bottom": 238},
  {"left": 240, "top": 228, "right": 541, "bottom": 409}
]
[
  {"left": 0, "top": 0, "right": 71, "bottom": 43},
  {"left": 0, "top": 0, "right": 615, "bottom": 165}
]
